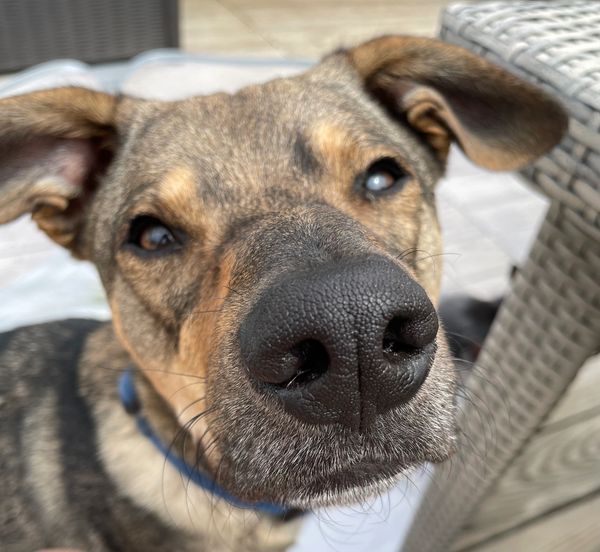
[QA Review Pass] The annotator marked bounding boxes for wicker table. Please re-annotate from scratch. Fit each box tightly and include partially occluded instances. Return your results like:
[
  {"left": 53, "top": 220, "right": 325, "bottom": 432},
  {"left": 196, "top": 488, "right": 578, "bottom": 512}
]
[{"left": 402, "top": 2, "right": 600, "bottom": 550}]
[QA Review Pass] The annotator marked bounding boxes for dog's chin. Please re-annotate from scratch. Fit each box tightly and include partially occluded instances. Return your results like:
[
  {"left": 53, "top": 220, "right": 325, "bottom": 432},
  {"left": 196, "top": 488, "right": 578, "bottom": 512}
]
[
  {"left": 208, "top": 450, "right": 418, "bottom": 510},
  {"left": 230, "top": 455, "right": 426, "bottom": 510},
  {"left": 284, "top": 466, "right": 411, "bottom": 509}
]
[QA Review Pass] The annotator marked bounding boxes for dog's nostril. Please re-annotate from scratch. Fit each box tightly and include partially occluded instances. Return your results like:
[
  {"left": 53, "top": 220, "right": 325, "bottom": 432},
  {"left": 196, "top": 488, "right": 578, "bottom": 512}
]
[
  {"left": 277, "top": 339, "right": 330, "bottom": 389},
  {"left": 382, "top": 308, "right": 439, "bottom": 358},
  {"left": 382, "top": 316, "right": 419, "bottom": 356}
]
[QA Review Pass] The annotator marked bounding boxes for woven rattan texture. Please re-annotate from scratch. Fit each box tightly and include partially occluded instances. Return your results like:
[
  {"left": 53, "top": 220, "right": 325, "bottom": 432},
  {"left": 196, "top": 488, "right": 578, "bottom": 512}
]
[
  {"left": 0, "top": 0, "right": 179, "bottom": 72},
  {"left": 402, "top": 206, "right": 600, "bottom": 552},
  {"left": 441, "top": 1, "right": 600, "bottom": 239}
]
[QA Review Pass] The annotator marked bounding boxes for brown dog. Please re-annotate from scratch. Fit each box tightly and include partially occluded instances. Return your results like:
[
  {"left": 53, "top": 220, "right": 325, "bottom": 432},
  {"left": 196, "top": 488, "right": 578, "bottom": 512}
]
[{"left": 0, "top": 36, "right": 566, "bottom": 551}]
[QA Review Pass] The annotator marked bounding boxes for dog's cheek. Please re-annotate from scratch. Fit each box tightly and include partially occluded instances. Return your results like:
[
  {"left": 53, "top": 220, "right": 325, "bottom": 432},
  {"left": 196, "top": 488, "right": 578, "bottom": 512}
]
[
  {"left": 110, "top": 279, "right": 176, "bottom": 364},
  {"left": 164, "top": 251, "right": 238, "bottom": 447},
  {"left": 109, "top": 278, "right": 203, "bottom": 421},
  {"left": 413, "top": 201, "right": 443, "bottom": 305},
  {"left": 414, "top": 334, "right": 458, "bottom": 458}
]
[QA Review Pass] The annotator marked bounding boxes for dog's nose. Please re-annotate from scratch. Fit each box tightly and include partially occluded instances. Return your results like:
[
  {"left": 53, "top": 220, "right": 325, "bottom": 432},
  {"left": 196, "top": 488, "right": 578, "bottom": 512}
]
[{"left": 239, "top": 256, "right": 438, "bottom": 430}]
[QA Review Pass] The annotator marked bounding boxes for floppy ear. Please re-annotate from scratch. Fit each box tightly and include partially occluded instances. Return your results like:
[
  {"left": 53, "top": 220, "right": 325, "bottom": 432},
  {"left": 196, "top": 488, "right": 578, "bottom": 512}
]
[
  {"left": 348, "top": 36, "right": 567, "bottom": 170},
  {"left": 0, "top": 87, "right": 118, "bottom": 257}
]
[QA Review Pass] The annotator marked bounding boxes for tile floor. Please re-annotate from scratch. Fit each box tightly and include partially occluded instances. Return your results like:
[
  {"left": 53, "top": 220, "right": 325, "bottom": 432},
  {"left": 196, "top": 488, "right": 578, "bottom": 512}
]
[{"left": 180, "top": 0, "right": 451, "bottom": 59}]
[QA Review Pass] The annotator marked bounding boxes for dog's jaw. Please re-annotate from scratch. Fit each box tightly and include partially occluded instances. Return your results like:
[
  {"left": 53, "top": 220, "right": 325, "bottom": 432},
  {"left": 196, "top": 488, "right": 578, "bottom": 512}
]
[{"left": 289, "top": 470, "right": 409, "bottom": 510}]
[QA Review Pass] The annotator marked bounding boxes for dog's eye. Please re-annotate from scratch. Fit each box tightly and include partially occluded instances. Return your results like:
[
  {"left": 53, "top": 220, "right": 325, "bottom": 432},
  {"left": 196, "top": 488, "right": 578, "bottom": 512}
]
[
  {"left": 359, "top": 158, "right": 409, "bottom": 196},
  {"left": 127, "top": 215, "right": 180, "bottom": 253}
]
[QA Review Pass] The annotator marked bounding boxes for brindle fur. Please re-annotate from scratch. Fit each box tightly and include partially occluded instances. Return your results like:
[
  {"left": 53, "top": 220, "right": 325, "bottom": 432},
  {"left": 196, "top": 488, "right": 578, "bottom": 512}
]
[{"left": 0, "top": 36, "right": 566, "bottom": 551}]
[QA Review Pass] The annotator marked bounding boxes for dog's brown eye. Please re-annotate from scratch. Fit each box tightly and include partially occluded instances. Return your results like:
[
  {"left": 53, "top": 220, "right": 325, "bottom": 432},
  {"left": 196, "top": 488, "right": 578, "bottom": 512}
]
[
  {"left": 127, "top": 215, "right": 180, "bottom": 254},
  {"left": 359, "top": 157, "right": 409, "bottom": 196}
]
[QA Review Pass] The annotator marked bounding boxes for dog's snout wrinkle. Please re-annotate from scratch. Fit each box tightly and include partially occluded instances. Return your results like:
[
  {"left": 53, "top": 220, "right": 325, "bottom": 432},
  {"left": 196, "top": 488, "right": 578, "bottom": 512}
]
[{"left": 239, "top": 256, "right": 438, "bottom": 430}]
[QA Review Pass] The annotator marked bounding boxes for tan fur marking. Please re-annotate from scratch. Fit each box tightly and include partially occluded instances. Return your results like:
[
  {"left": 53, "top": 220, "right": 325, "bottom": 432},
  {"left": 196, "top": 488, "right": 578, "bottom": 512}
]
[
  {"left": 309, "top": 122, "right": 356, "bottom": 171},
  {"left": 174, "top": 250, "right": 236, "bottom": 448},
  {"left": 110, "top": 297, "right": 202, "bottom": 428},
  {"left": 309, "top": 121, "right": 414, "bottom": 193},
  {"left": 111, "top": 248, "right": 237, "bottom": 453},
  {"left": 157, "top": 167, "right": 202, "bottom": 223},
  {"left": 137, "top": 166, "right": 222, "bottom": 247}
]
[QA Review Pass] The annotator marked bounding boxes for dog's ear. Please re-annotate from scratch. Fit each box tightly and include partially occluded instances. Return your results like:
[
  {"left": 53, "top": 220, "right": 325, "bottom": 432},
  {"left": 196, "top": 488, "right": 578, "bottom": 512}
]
[
  {"left": 347, "top": 36, "right": 567, "bottom": 170},
  {"left": 0, "top": 87, "right": 118, "bottom": 257}
]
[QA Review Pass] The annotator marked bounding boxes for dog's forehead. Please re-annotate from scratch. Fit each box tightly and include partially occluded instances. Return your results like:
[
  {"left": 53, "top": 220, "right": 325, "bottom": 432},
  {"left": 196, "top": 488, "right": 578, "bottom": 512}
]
[
  {"left": 135, "top": 71, "right": 364, "bottom": 162},
  {"left": 115, "top": 61, "right": 437, "bottom": 211}
]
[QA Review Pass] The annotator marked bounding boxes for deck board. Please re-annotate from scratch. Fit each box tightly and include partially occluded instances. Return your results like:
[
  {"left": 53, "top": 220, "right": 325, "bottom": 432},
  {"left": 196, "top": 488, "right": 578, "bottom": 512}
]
[
  {"left": 461, "top": 493, "right": 600, "bottom": 552},
  {"left": 452, "top": 395, "right": 600, "bottom": 550}
]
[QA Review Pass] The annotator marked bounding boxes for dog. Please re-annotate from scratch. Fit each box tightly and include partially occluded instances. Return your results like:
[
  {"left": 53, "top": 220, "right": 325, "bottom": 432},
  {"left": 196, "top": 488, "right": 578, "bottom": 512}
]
[
  {"left": 440, "top": 294, "right": 503, "bottom": 365},
  {"left": 0, "top": 36, "right": 566, "bottom": 551}
]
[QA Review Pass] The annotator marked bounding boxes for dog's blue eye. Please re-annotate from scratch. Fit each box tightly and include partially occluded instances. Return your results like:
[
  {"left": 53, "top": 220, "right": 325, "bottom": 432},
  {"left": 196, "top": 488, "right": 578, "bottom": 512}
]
[
  {"left": 361, "top": 158, "right": 409, "bottom": 196},
  {"left": 127, "top": 215, "right": 180, "bottom": 253},
  {"left": 366, "top": 172, "right": 394, "bottom": 191}
]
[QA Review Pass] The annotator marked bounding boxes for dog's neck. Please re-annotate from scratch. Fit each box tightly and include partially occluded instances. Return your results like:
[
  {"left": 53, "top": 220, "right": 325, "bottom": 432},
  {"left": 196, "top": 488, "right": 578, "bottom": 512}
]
[{"left": 82, "top": 323, "right": 301, "bottom": 552}]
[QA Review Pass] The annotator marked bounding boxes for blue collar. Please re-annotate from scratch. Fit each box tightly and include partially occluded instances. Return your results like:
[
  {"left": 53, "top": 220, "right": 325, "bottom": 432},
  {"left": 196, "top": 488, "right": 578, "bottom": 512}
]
[{"left": 118, "top": 368, "right": 290, "bottom": 517}]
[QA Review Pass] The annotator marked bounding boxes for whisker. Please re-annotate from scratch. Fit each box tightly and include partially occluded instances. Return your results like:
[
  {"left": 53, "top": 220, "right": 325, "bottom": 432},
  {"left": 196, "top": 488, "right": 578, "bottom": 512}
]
[
  {"left": 99, "top": 364, "right": 208, "bottom": 381},
  {"left": 224, "top": 285, "right": 242, "bottom": 297},
  {"left": 168, "top": 381, "right": 206, "bottom": 402}
]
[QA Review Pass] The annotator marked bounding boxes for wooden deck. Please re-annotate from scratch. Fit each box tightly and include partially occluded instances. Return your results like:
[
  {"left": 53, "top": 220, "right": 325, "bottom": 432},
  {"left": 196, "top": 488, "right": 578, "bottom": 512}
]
[{"left": 452, "top": 355, "right": 600, "bottom": 552}]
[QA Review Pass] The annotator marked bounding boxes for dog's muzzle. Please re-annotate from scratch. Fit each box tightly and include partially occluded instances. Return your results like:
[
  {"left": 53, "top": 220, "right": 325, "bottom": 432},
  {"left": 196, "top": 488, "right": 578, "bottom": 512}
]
[{"left": 239, "top": 256, "right": 438, "bottom": 431}]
